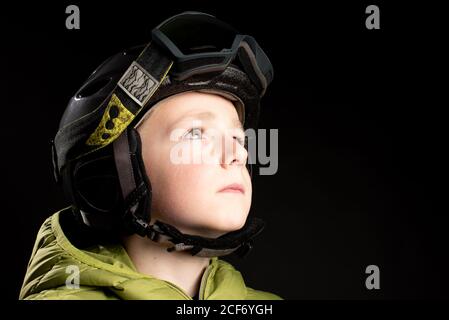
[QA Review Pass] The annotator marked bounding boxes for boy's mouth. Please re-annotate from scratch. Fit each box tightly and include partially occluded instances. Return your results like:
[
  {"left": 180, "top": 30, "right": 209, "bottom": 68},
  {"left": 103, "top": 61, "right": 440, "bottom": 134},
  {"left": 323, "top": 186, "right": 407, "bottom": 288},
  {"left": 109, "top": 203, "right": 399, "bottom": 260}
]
[{"left": 217, "top": 183, "right": 245, "bottom": 194}]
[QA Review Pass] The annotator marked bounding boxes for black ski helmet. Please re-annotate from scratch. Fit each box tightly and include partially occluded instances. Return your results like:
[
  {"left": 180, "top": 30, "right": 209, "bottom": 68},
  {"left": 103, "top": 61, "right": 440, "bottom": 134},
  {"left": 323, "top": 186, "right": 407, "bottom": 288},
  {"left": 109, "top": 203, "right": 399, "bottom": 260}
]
[{"left": 52, "top": 12, "right": 273, "bottom": 257}]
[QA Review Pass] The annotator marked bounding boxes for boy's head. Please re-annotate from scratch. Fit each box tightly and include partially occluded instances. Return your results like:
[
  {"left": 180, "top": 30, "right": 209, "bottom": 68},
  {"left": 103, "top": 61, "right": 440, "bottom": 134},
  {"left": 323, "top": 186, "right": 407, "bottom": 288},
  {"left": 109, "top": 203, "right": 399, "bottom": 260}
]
[
  {"left": 135, "top": 91, "right": 252, "bottom": 239},
  {"left": 53, "top": 12, "right": 273, "bottom": 257}
]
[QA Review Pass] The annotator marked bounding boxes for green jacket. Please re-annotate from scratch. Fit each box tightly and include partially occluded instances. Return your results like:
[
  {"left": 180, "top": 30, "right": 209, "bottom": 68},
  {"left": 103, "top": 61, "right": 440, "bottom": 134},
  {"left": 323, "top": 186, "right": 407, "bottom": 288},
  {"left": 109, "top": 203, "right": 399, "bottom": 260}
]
[{"left": 20, "top": 208, "right": 282, "bottom": 300}]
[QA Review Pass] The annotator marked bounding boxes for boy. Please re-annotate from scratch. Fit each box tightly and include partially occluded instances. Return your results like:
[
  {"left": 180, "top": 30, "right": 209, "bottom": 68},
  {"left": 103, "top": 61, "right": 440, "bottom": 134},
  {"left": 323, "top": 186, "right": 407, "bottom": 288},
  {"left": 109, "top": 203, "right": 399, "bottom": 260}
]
[{"left": 20, "top": 11, "right": 281, "bottom": 300}]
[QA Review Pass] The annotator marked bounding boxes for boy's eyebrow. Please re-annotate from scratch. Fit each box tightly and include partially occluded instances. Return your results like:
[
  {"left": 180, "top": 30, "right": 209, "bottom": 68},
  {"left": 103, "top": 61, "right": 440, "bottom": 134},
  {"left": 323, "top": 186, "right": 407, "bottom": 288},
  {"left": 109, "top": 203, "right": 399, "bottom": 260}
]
[{"left": 172, "top": 111, "right": 244, "bottom": 131}]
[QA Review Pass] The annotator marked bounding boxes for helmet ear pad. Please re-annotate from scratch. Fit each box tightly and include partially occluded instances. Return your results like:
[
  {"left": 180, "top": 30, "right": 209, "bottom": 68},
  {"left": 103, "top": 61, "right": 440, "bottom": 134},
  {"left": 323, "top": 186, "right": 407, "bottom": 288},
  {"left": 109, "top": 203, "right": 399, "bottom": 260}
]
[
  {"left": 72, "top": 151, "right": 122, "bottom": 213},
  {"left": 62, "top": 127, "right": 153, "bottom": 235},
  {"left": 61, "top": 144, "right": 124, "bottom": 232}
]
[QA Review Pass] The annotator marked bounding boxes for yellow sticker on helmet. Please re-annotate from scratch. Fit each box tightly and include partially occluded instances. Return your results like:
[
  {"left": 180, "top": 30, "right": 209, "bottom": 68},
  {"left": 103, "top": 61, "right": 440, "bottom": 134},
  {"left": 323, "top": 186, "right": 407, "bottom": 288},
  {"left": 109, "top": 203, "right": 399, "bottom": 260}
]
[{"left": 85, "top": 93, "right": 134, "bottom": 147}]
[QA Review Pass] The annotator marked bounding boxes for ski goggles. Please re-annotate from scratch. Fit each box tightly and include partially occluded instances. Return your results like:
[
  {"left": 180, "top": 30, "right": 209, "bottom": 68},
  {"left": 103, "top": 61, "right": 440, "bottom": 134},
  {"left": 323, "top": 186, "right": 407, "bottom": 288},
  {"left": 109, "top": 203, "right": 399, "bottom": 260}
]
[{"left": 151, "top": 11, "right": 273, "bottom": 96}]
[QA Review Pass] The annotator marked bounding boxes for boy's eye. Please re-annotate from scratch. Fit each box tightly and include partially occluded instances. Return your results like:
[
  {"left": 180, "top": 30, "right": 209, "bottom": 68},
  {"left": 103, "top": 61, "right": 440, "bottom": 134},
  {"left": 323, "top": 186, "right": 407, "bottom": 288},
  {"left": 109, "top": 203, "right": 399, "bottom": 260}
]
[
  {"left": 183, "top": 128, "right": 247, "bottom": 147},
  {"left": 184, "top": 127, "right": 203, "bottom": 140}
]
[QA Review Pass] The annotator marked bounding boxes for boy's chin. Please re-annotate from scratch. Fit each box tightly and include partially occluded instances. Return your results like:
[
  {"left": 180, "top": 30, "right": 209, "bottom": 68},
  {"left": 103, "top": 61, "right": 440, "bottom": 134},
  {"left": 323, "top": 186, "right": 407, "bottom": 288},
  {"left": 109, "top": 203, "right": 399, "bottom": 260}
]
[
  {"left": 204, "top": 221, "right": 247, "bottom": 238},
  {"left": 184, "top": 222, "right": 246, "bottom": 239},
  {"left": 155, "top": 212, "right": 248, "bottom": 238}
]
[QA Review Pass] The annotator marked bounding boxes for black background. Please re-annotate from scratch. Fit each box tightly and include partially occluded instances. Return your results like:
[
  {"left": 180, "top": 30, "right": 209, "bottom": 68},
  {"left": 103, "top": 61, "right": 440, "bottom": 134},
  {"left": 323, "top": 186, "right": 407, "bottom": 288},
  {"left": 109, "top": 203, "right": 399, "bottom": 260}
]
[{"left": 2, "top": 0, "right": 447, "bottom": 300}]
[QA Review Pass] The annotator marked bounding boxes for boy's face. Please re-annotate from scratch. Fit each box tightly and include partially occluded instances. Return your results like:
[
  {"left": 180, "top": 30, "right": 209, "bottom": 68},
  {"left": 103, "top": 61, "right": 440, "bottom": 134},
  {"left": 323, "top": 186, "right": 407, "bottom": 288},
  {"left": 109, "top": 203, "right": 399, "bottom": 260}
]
[{"left": 136, "top": 91, "right": 252, "bottom": 238}]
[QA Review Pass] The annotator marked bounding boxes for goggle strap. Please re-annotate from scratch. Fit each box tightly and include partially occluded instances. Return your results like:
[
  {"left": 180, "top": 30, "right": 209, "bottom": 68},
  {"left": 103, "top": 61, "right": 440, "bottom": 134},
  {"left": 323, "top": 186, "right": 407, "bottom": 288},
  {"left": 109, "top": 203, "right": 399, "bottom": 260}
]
[
  {"left": 238, "top": 38, "right": 270, "bottom": 96},
  {"left": 81, "top": 43, "right": 173, "bottom": 155}
]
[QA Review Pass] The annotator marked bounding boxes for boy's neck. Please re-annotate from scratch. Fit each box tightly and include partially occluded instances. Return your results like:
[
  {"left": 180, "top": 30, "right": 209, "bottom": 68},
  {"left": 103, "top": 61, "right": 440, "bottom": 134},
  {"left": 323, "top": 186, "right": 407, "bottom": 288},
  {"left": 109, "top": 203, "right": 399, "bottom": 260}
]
[{"left": 122, "top": 233, "right": 211, "bottom": 298}]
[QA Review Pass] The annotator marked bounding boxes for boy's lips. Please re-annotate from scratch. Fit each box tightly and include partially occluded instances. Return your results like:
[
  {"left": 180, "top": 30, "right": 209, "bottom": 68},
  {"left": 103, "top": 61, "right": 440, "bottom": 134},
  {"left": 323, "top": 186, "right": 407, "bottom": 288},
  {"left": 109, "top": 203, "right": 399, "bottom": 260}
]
[{"left": 217, "top": 183, "right": 245, "bottom": 194}]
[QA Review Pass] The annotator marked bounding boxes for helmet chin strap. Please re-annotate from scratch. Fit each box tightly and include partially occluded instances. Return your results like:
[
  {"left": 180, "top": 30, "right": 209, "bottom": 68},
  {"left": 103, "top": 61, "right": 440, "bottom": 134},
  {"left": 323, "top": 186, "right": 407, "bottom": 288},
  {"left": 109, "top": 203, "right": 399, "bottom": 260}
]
[
  {"left": 144, "top": 216, "right": 265, "bottom": 257},
  {"left": 127, "top": 205, "right": 265, "bottom": 257}
]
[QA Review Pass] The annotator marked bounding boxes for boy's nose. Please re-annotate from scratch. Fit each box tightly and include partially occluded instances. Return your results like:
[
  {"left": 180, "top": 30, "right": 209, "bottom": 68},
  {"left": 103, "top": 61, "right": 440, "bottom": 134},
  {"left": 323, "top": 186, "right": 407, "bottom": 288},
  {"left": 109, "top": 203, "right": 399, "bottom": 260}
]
[{"left": 220, "top": 135, "right": 247, "bottom": 168}]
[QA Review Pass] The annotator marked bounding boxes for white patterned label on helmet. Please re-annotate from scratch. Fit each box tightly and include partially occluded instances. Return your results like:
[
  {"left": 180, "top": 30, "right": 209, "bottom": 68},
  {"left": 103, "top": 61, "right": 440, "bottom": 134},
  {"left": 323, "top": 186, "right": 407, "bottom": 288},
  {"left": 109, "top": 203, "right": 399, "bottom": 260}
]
[{"left": 118, "top": 61, "right": 159, "bottom": 107}]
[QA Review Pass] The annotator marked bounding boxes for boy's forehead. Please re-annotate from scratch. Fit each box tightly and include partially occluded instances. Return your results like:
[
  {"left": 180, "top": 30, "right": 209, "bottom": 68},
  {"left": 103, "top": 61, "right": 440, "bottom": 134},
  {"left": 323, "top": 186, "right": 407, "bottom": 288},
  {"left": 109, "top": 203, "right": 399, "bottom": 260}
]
[
  {"left": 135, "top": 91, "right": 244, "bottom": 130},
  {"left": 171, "top": 110, "right": 243, "bottom": 130},
  {"left": 157, "top": 92, "right": 243, "bottom": 127}
]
